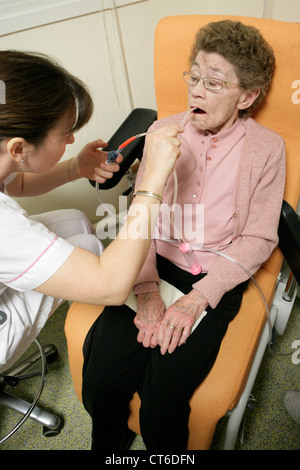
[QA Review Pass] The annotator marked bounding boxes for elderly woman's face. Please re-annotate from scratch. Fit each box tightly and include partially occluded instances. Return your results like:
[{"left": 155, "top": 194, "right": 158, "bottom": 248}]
[{"left": 188, "top": 51, "right": 247, "bottom": 134}]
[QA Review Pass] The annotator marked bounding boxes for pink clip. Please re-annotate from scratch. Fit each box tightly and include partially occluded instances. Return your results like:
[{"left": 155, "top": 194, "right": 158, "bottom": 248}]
[
  {"left": 179, "top": 242, "right": 191, "bottom": 253},
  {"left": 190, "top": 265, "right": 202, "bottom": 275}
]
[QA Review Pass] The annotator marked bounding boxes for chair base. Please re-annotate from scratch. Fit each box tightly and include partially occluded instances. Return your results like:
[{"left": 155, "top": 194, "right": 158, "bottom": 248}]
[
  {"left": 222, "top": 305, "right": 278, "bottom": 449},
  {"left": 0, "top": 390, "right": 63, "bottom": 435},
  {"left": 0, "top": 344, "right": 63, "bottom": 440},
  {"left": 222, "top": 280, "right": 297, "bottom": 450},
  {"left": 274, "top": 279, "right": 298, "bottom": 335}
]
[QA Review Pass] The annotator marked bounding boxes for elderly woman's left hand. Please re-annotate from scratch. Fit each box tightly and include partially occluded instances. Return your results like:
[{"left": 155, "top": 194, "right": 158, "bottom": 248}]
[
  {"left": 75, "top": 139, "right": 123, "bottom": 183},
  {"left": 158, "top": 289, "right": 208, "bottom": 355}
]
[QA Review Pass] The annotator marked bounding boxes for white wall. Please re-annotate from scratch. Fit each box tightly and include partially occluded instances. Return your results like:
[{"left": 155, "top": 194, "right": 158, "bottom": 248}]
[{"left": 1, "top": 0, "right": 299, "bottom": 222}]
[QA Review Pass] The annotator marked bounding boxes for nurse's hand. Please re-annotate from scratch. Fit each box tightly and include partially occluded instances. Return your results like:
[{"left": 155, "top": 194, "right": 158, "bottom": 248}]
[
  {"left": 143, "top": 126, "right": 183, "bottom": 183},
  {"left": 74, "top": 139, "right": 123, "bottom": 184}
]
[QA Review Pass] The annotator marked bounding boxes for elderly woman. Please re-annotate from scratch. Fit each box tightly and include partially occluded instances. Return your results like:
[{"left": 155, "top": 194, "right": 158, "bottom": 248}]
[{"left": 82, "top": 20, "right": 286, "bottom": 450}]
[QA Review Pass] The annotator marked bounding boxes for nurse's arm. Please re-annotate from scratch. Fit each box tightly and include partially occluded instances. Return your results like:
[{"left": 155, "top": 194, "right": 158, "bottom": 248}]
[{"left": 34, "top": 194, "right": 160, "bottom": 305}]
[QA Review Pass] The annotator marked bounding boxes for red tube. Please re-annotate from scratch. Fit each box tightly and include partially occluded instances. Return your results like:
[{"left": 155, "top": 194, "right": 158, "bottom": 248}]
[{"left": 119, "top": 136, "right": 137, "bottom": 149}]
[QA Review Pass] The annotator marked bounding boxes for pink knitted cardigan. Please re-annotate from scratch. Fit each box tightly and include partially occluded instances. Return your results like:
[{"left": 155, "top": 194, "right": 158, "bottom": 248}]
[{"left": 133, "top": 115, "right": 286, "bottom": 308}]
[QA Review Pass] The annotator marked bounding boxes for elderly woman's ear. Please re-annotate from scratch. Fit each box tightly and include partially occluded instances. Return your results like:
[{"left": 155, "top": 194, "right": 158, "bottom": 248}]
[{"left": 237, "top": 88, "right": 261, "bottom": 112}]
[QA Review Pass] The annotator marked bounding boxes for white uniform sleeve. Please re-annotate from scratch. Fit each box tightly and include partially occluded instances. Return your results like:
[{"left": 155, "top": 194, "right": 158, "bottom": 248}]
[{"left": 0, "top": 193, "right": 75, "bottom": 292}]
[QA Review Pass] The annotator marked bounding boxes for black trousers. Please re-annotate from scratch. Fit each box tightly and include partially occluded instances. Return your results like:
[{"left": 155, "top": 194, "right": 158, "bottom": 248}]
[{"left": 82, "top": 254, "right": 248, "bottom": 450}]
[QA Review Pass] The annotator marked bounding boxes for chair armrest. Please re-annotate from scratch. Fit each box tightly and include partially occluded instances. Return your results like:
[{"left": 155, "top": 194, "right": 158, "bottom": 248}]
[
  {"left": 278, "top": 200, "right": 300, "bottom": 284},
  {"left": 89, "top": 108, "right": 157, "bottom": 190}
]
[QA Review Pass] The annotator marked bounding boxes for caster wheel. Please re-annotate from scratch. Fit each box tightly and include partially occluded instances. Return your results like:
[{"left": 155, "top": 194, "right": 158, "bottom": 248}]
[
  {"left": 46, "top": 351, "right": 58, "bottom": 364},
  {"left": 246, "top": 401, "right": 255, "bottom": 412},
  {"left": 43, "top": 416, "right": 64, "bottom": 437},
  {"left": 45, "top": 348, "right": 58, "bottom": 364}
]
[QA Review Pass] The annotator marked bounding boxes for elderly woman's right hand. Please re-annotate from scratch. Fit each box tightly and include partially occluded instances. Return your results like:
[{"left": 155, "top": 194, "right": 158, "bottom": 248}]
[
  {"left": 144, "top": 126, "right": 182, "bottom": 182},
  {"left": 134, "top": 291, "right": 165, "bottom": 348}
]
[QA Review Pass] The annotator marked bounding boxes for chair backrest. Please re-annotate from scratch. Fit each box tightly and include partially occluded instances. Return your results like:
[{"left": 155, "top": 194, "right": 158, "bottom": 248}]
[{"left": 154, "top": 15, "right": 300, "bottom": 211}]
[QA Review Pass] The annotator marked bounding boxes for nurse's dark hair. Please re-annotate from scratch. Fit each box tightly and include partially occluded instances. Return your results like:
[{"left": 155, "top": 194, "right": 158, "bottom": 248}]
[
  {"left": 190, "top": 20, "right": 275, "bottom": 117},
  {"left": 0, "top": 50, "right": 93, "bottom": 145}
]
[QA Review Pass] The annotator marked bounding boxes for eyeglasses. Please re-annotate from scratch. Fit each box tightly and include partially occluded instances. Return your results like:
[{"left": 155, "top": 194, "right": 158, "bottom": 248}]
[{"left": 183, "top": 72, "right": 239, "bottom": 92}]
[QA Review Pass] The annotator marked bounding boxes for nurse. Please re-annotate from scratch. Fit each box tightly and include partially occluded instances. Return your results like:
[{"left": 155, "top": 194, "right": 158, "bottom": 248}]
[{"left": 0, "top": 50, "right": 182, "bottom": 372}]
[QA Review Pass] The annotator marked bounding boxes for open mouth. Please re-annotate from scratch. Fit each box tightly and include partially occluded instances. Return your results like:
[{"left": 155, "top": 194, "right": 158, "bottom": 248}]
[{"left": 192, "top": 107, "right": 206, "bottom": 115}]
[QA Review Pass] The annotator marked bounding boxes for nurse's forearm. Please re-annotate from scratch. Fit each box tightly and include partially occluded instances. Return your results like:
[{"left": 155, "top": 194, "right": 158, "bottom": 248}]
[
  {"left": 34, "top": 182, "right": 163, "bottom": 305},
  {"left": 7, "top": 159, "right": 77, "bottom": 197}
]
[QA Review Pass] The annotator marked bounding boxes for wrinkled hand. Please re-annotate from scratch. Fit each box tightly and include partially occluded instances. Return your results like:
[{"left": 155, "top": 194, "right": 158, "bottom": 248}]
[
  {"left": 75, "top": 139, "right": 123, "bottom": 183},
  {"left": 134, "top": 292, "right": 165, "bottom": 348},
  {"left": 158, "top": 289, "right": 208, "bottom": 355}
]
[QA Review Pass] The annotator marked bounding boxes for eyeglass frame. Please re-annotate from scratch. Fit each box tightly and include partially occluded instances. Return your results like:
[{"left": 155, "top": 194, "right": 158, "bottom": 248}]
[{"left": 183, "top": 71, "right": 240, "bottom": 93}]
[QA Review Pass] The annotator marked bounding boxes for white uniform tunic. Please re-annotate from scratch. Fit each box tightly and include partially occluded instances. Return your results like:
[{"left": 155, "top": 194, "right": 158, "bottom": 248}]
[{"left": 0, "top": 180, "right": 103, "bottom": 372}]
